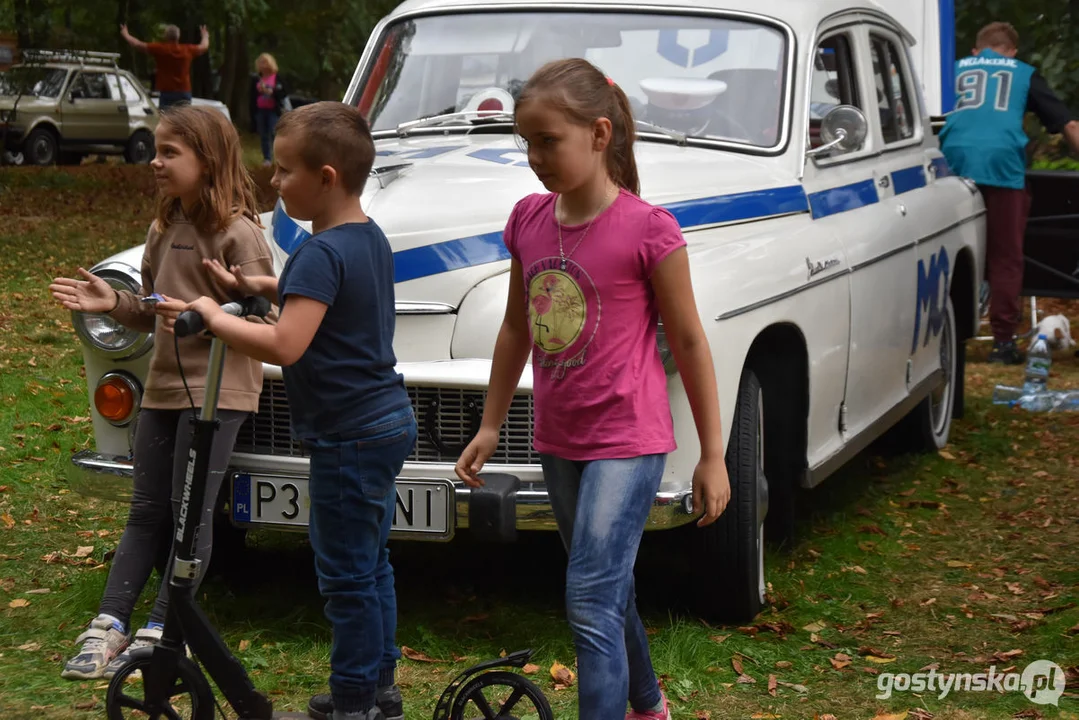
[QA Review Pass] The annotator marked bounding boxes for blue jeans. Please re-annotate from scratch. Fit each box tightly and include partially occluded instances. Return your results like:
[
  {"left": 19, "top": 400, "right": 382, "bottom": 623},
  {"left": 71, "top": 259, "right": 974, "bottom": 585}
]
[
  {"left": 307, "top": 406, "right": 417, "bottom": 713},
  {"left": 540, "top": 454, "right": 666, "bottom": 719},
  {"left": 255, "top": 108, "right": 279, "bottom": 162},
  {"left": 159, "top": 91, "right": 192, "bottom": 109}
]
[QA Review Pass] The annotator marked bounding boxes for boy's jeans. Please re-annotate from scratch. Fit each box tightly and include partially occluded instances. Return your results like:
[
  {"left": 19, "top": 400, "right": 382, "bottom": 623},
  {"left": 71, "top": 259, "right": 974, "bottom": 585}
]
[
  {"left": 307, "top": 406, "right": 417, "bottom": 713},
  {"left": 540, "top": 453, "right": 666, "bottom": 719}
]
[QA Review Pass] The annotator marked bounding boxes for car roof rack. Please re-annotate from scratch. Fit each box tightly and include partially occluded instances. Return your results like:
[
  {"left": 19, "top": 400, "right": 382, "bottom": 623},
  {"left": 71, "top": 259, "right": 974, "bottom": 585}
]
[{"left": 19, "top": 49, "right": 121, "bottom": 69}]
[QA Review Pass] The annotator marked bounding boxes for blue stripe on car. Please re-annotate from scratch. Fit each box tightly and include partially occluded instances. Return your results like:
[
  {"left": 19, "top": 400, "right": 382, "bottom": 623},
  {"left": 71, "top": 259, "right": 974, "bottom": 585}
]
[
  {"left": 806, "top": 179, "right": 879, "bottom": 219},
  {"left": 892, "top": 165, "right": 928, "bottom": 194},
  {"left": 271, "top": 168, "right": 928, "bottom": 281}
]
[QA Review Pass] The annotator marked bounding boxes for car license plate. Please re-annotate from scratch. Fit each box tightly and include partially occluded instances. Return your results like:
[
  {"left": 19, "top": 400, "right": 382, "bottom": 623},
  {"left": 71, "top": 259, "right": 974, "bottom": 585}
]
[{"left": 231, "top": 474, "right": 454, "bottom": 540}]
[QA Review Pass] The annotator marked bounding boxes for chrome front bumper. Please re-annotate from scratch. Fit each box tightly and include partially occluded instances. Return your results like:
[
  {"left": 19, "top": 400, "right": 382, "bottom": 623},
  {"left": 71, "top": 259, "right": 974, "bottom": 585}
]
[{"left": 68, "top": 450, "right": 697, "bottom": 534}]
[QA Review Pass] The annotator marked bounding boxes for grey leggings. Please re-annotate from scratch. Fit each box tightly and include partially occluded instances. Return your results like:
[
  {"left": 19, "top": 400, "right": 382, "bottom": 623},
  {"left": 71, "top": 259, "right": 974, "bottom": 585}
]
[{"left": 98, "top": 407, "right": 247, "bottom": 628}]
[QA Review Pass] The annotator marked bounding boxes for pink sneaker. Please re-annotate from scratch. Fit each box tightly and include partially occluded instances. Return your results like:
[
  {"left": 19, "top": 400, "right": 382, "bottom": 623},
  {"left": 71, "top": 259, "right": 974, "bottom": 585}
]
[{"left": 626, "top": 692, "right": 670, "bottom": 720}]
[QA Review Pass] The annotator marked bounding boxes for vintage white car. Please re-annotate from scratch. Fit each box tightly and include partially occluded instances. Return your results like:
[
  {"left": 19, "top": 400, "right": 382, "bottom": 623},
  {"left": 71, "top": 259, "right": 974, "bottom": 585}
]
[{"left": 66, "top": 0, "right": 986, "bottom": 621}]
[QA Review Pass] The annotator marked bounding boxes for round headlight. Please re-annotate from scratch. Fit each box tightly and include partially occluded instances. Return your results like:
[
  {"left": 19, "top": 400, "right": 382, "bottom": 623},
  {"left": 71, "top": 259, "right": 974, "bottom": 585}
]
[{"left": 72, "top": 262, "right": 154, "bottom": 361}]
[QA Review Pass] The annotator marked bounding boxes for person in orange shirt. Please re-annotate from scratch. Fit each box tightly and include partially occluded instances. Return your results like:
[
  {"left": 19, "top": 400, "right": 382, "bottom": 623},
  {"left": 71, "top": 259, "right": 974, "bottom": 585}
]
[{"left": 121, "top": 23, "right": 209, "bottom": 108}]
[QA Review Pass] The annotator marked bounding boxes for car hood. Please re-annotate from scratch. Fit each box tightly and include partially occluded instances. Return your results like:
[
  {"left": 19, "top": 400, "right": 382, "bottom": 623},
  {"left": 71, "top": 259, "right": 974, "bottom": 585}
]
[{"left": 263, "top": 134, "right": 806, "bottom": 308}]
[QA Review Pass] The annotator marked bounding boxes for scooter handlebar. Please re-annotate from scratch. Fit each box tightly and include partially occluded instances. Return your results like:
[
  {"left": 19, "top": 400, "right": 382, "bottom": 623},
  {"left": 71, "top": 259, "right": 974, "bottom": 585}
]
[{"left": 174, "top": 296, "right": 272, "bottom": 338}]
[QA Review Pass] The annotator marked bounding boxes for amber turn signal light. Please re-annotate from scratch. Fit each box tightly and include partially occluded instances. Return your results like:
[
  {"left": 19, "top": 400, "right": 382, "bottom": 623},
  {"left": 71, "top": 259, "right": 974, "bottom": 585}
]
[{"left": 94, "top": 374, "right": 139, "bottom": 425}]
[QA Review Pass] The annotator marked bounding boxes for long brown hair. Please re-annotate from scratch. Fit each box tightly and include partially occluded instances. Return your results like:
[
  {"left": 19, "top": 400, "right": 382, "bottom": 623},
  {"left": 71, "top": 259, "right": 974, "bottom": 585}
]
[
  {"left": 516, "top": 58, "right": 640, "bottom": 195},
  {"left": 153, "top": 105, "right": 261, "bottom": 236}
]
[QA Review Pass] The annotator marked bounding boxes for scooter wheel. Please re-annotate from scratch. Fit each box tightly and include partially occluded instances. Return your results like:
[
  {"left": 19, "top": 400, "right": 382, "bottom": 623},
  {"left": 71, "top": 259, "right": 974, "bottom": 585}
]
[
  {"left": 105, "top": 646, "right": 216, "bottom": 720},
  {"left": 450, "top": 670, "right": 554, "bottom": 720}
]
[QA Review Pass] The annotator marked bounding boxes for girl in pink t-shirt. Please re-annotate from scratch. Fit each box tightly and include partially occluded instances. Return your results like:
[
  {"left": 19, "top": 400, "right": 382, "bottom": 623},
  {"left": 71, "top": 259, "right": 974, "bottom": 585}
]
[{"left": 456, "top": 58, "right": 731, "bottom": 720}]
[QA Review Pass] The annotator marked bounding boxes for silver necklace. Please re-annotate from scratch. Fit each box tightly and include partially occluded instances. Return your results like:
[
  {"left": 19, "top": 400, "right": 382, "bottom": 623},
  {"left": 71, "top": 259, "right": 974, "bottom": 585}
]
[{"left": 556, "top": 185, "right": 615, "bottom": 271}]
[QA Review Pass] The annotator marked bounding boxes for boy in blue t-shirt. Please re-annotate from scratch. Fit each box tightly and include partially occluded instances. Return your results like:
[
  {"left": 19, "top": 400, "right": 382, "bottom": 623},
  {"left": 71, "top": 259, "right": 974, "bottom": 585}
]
[
  {"left": 184, "top": 102, "right": 415, "bottom": 720},
  {"left": 940, "top": 21, "right": 1079, "bottom": 364}
]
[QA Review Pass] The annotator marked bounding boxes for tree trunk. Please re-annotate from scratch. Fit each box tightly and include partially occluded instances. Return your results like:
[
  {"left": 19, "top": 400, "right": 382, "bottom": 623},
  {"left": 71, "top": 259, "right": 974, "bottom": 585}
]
[
  {"left": 220, "top": 24, "right": 250, "bottom": 130},
  {"left": 14, "top": 0, "right": 35, "bottom": 49}
]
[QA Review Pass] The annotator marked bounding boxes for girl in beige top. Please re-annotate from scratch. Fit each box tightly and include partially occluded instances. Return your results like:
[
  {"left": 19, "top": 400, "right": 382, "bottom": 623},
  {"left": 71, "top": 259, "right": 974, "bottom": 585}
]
[{"left": 49, "top": 105, "right": 274, "bottom": 680}]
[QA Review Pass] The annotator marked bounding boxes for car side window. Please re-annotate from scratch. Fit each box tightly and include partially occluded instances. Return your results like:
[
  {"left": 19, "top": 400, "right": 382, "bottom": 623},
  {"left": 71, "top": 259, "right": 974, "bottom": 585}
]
[
  {"left": 106, "top": 74, "right": 144, "bottom": 102},
  {"left": 870, "top": 34, "right": 916, "bottom": 144},
  {"left": 809, "top": 33, "right": 861, "bottom": 149},
  {"left": 71, "top": 72, "right": 112, "bottom": 100}
]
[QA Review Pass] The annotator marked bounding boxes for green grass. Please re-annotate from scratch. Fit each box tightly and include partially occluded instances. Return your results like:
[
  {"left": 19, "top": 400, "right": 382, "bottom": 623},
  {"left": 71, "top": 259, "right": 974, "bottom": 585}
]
[{"left": 0, "top": 165, "right": 1077, "bottom": 719}]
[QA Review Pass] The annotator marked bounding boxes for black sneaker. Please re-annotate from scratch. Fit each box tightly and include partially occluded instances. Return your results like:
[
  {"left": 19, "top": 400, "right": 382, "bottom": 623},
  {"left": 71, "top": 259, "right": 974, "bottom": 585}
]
[
  {"left": 308, "top": 686, "right": 403, "bottom": 720},
  {"left": 988, "top": 340, "right": 1024, "bottom": 365}
]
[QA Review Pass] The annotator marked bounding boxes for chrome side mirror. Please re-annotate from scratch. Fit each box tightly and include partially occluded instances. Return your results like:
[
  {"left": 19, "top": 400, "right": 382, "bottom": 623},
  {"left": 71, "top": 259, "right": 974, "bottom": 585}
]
[{"left": 808, "top": 104, "right": 868, "bottom": 158}]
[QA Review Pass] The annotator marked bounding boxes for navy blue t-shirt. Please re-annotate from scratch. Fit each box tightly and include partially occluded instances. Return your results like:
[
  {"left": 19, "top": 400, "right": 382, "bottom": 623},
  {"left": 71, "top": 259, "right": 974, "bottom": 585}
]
[{"left": 278, "top": 220, "right": 409, "bottom": 440}]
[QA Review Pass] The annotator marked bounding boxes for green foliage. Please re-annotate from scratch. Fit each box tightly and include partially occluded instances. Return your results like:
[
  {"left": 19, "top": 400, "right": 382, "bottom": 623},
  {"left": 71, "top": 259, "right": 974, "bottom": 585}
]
[{"left": 0, "top": 0, "right": 400, "bottom": 104}]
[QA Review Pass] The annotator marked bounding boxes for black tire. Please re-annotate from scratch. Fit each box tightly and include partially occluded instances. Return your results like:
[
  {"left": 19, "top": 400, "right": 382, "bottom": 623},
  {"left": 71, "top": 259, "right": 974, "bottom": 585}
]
[
  {"left": 24, "top": 127, "right": 58, "bottom": 166},
  {"left": 892, "top": 296, "right": 957, "bottom": 452},
  {"left": 125, "top": 130, "right": 154, "bottom": 164},
  {"left": 692, "top": 367, "right": 767, "bottom": 623},
  {"left": 450, "top": 671, "right": 554, "bottom": 720},
  {"left": 106, "top": 647, "right": 215, "bottom": 720}
]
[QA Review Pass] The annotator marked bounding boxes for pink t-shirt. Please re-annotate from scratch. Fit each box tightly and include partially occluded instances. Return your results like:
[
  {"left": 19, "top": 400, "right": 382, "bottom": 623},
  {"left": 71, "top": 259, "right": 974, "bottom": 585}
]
[
  {"left": 503, "top": 189, "right": 687, "bottom": 461},
  {"left": 256, "top": 74, "right": 277, "bottom": 110}
]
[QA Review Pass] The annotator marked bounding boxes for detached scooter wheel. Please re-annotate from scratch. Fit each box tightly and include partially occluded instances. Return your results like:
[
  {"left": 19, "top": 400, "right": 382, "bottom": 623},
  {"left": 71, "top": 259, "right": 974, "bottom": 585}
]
[
  {"left": 450, "top": 670, "right": 554, "bottom": 720},
  {"left": 106, "top": 646, "right": 216, "bottom": 720}
]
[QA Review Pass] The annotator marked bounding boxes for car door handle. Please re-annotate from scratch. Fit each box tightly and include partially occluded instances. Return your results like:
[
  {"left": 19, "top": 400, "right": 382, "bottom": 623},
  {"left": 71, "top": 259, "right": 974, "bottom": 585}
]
[
  {"left": 897, "top": 203, "right": 908, "bottom": 217},
  {"left": 118, "top": 106, "right": 129, "bottom": 114}
]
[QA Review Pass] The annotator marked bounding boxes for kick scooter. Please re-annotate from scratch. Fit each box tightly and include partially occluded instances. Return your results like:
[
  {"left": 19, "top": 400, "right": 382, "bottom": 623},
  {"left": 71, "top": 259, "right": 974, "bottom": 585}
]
[{"left": 104, "top": 297, "right": 552, "bottom": 720}]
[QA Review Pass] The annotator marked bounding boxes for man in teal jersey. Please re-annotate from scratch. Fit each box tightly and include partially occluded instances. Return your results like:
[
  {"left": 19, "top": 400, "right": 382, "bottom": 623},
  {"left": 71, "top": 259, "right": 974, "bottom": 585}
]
[{"left": 940, "top": 22, "right": 1079, "bottom": 364}]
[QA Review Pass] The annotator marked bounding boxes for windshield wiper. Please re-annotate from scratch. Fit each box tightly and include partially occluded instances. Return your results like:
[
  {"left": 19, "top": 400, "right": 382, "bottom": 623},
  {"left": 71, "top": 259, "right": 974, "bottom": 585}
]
[
  {"left": 396, "top": 110, "right": 515, "bottom": 136},
  {"left": 635, "top": 119, "right": 687, "bottom": 145}
]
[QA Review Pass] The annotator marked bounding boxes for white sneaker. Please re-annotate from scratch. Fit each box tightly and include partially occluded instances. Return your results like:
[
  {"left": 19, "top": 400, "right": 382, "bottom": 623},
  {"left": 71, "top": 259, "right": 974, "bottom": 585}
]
[
  {"left": 61, "top": 614, "right": 129, "bottom": 680},
  {"left": 104, "top": 625, "right": 163, "bottom": 679}
]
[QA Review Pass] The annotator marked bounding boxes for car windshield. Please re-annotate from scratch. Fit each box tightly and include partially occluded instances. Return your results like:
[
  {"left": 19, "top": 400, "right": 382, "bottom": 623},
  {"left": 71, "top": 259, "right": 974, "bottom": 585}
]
[
  {"left": 0, "top": 67, "right": 68, "bottom": 98},
  {"left": 359, "top": 11, "right": 789, "bottom": 149}
]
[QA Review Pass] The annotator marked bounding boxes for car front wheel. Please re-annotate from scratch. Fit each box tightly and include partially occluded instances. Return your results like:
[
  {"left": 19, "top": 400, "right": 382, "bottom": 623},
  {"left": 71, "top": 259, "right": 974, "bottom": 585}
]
[{"left": 692, "top": 366, "right": 767, "bottom": 622}]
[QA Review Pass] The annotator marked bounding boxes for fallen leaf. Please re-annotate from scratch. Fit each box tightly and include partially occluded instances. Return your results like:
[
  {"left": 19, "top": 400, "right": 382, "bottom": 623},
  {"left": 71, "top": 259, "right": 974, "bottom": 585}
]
[
  {"left": 25, "top": 588, "right": 50, "bottom": 595},
  {"left": 865, "top": 656, "right": 898, "bottom": 664},
  {"left": 8, "top": 598, "right": 30, "bottom": 608},
  {"left": 550, "top": 661, "right": 576, "bottom": 688},
  {"left": 1068, "top": 623, "right": 1079, "bottom": 636},
  {"left": 830, "top": 652, "right": 851, "bottom": 670},
  {"left": 802, "top": 621, "right": 826, "bottom": 632},
  {"left": 768, "top": 673, "right": 777, "bottom": 697},
  {"left": 777, "top": 680, "right": 808, "bottom": 693},
  {"left": 774, "top": 660, "right": 793, "bottom": 669},
  {"left": 74, "top": 546, "right": 94, "bottom": 558},
  {"left": 1, "top": 512, "right": 13, "bottom": 529},
  {"left": 921, "top": 597, "right": 937, "bottom": 606},
  {"left": 401, "top": 646, "right": 443, "bottom": 663},
  {"left": 849, "top": 565, "right": 868, "bottom": 575},
  {"left": 946, "top": 560, "right": 972, "bottom": 568},
  {"left": 732, "top": 656, "right": 744, "bottom": 675},
  {"left": 751, "top": 714, "right": 780, "bottom": 719},
  {"left": 74, "top": 700, "right": 97, "bottom": 710},
  {"left": 17, "top": 642, "right": 40, "bottom": 651},
  {"left": 939, "top": 450, "right": 956, "bottom": 460},
  {"left": 871, "top": 713, "right": 908, "bottom": 720},
  {"left": 522, "top": 663, "right": 539, "bottom": 674},
  {"left": 238, "top": 640, "right": 250, "bottom": 652},
  {"left": 736, "top": 673, "right": 757, "bottom": 684},
  {"left": 710, "top": 634, "right": 731, "bottom": 644},
  {"left": 696, "top": 713, "right": 712, "bottom": 720},
  {"left": 859, "top": 646, "right": 896, "bottom": 659},
  {"left": 858, "top": 524, "right": 888, "bottom": 536}
]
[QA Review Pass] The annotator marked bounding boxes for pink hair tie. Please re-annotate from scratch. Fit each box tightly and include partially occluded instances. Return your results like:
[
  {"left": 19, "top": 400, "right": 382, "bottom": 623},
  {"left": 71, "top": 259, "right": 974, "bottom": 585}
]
[{"left": 606, "top": 76, "right": 615, "bottom": 86}]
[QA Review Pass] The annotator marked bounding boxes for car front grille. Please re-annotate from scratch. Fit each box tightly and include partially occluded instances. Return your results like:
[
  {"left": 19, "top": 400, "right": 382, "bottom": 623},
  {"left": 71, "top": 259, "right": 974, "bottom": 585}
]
[{"left": 234, "top": 379, "right": 539, "bottom": 465}]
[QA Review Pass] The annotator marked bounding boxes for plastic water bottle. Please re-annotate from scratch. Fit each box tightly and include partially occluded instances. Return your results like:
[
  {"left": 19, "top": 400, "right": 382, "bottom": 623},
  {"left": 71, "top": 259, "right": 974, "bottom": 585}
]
[
  {"left": 1019, "top": 392, "right": 1057, "bottom": 412},
  {"left": 1051, "top": 390, "right": 1079, "bottom": 412},
  {"left": 1023, "top": 334, "right": 1052, "bottom": 394},
  {"left": 992, "top": 385, "right": 1023, "bottom": 406}
]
